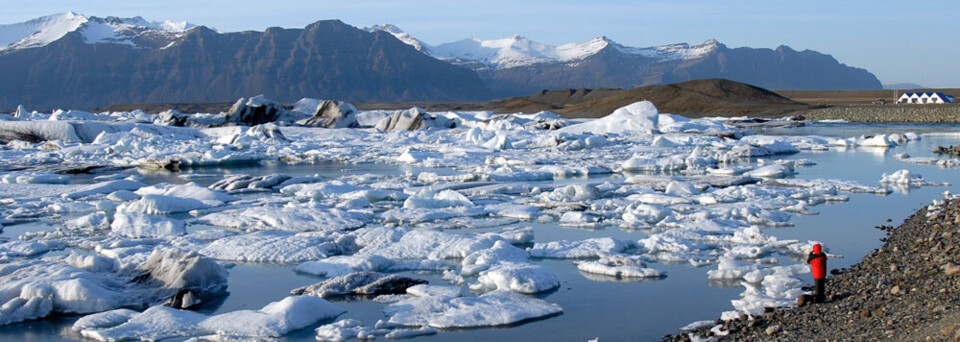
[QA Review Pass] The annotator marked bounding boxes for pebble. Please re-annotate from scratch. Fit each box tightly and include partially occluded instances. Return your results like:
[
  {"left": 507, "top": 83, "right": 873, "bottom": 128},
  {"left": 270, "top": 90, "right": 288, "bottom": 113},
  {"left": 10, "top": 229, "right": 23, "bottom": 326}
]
[{"left": 765, "top": 325, "right": 781, "bottom": 336}]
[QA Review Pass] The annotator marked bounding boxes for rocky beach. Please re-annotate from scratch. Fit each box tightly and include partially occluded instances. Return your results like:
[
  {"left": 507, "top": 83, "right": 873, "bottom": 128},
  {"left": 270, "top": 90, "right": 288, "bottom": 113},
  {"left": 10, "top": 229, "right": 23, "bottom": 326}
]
[
  {"left": 800, "top": 104, "right": 960, "bottom": 123},
  {"left": 667, "top": 196, "right": 960, "bottom": 341}
]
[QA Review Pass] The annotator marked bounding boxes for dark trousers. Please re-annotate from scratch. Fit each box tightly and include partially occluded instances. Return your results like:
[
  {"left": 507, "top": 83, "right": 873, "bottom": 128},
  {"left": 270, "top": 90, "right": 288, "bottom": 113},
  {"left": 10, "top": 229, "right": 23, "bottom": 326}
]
[{"left": 814, "top": 277, "right": 826, "bottom": 302}]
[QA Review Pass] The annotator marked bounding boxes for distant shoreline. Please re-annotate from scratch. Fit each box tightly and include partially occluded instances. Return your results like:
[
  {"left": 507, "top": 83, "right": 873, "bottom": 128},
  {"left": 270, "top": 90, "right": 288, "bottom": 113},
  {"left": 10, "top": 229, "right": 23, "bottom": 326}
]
[{"left": 797, "top": 104, "right": 960, "bottom": 124}]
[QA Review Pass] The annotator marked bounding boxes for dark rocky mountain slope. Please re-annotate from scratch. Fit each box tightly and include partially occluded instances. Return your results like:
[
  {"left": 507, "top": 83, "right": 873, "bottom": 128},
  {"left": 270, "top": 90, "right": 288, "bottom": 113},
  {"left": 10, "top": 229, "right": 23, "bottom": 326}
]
[{"left": 0, "top": 20, "right": 490, "bottom": 110}]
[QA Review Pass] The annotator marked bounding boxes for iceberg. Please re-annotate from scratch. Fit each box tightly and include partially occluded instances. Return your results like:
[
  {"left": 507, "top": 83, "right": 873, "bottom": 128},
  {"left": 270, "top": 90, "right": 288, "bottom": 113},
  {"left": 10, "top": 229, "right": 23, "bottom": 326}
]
[{"left": 557, "top": 101, "right": 659, "bottom": 135}]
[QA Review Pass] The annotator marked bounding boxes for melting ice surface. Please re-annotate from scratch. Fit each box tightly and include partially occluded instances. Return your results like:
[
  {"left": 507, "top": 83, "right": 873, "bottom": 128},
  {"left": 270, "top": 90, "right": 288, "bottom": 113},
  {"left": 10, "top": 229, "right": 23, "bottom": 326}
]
[{"left": 1, "top": 101, "right": 960, "bottom": 341}]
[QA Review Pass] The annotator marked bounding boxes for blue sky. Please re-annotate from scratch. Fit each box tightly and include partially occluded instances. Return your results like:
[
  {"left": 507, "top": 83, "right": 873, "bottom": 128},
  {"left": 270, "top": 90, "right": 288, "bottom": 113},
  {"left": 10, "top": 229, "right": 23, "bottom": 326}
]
[{"left": 2, "top": 0, "right": 957, "bottom": 88}]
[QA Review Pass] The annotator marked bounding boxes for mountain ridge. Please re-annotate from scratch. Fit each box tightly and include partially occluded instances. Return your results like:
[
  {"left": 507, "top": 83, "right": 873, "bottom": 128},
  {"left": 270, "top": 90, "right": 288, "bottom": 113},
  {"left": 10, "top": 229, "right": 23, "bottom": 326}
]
[
  {"left": 367, "top": 24, "right": 881, "bottom": 96},
  {"left": 0, "top": 13, "right": 883, "bottom": 109}
]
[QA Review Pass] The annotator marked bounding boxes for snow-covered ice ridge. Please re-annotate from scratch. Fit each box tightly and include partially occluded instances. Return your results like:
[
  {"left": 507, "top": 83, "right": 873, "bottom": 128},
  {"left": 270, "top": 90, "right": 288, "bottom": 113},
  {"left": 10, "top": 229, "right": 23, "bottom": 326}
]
[
  {"left": 0, "top": 12, "right": 195, "bottom": 52},
  {"left": 0, "top": 98, "right": 953, "bottom": 340},
  {"left": 366, "top": 24, "right": 720, "bottom": 69}
]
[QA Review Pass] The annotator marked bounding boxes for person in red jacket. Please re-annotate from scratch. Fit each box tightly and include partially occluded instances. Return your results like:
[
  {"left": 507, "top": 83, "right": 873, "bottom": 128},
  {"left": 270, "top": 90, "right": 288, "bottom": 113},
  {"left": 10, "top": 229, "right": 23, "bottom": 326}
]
[{"left": 807, "top": 243, "right": 828, "bottom": 303}]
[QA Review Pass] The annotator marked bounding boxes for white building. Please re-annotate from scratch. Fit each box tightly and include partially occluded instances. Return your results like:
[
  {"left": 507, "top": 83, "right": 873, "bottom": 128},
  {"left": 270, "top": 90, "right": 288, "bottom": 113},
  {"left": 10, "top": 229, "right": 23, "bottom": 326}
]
[{"left": 897, "top": 92, "right": 955, "bottom": 104}]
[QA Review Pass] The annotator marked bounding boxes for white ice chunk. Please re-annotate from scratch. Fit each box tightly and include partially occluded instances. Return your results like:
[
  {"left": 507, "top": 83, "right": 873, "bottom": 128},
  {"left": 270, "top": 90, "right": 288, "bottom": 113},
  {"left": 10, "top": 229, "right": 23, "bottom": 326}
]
[
  {"left": 82, "top": 296, "right": 343, "bottom": 340},
  {"left": 471, "top": 262, "right": 560, "bottom": 294},
  {"left": 72, "top": 308, "right": 139, "bottom": 331},
  {"left": 198, "top": 205, "right": 366, "bottom": 232},
  {"left": 403, "top": 189, "right": 473, "bottom": 209},
  {"left": 111, "top": 213, "right": 186, "bottom": 238},
  {"left": 539, "top": 183, "right": 601, "bottom": 202},
  {"left": 358, "top": 229, "right": 503, "bottom": 260},
  {"left": 0, "top": 240, "right": 50, "bottom": 257},
  {"left": 527, "top": 237, "right": 634, "bottom": 259},
  {"left": 200, "top": 231, "right": 346, "bottom": 263},
  {"left": 197, "top": 296, "right": 345, "bottom": 337},
  {"left": 557, "top": 101, "right": 659, "bottom": 135},
  {"left": 385, "top": 290, "right": 562, "bottom": 329},
  {"left": 576, "top": 254, "right": 664, "bottom": 278},
  {"left": 117, "top": 194, "right": 209, "bottom": 215},
  {"left": 80, "top": 306, "right": 206, "bottom": 341},
  {"left": 406, "top": 284, "right": 461, "bottom": 298},
  {"left": 62, "top": 180, "right": 146, "bottom": 199},
  {"left": 294, "top": 255, "right": 393, "bottom": 277},
  {"left": 461, "top": 240, "right": 530, "bottom": 276},
  {"left": 135, "top": 182, "right": 239, "bottom": 206}
]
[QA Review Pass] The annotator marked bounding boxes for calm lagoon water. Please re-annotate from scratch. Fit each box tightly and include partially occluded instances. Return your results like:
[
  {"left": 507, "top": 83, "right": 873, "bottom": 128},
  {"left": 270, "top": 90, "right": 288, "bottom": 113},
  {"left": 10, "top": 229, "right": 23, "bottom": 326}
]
[{"left": 3, "top": 123, "right": 960, "bottom": 342}]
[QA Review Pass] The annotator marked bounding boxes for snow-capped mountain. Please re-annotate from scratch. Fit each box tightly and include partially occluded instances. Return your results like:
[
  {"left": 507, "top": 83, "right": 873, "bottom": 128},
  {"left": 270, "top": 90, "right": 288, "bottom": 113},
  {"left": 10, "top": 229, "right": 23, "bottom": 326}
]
[
  {"left": 367, "top": 25, "right": 720, "bottom": 70},
  {"left": 0, "top": 14, "right": 882, "bottom": 109},
  {"left": 0, "top": 16, "right": 489, "bottom": 109},
  {"left": 0, "top": 12, "right": 195, "bottom": 52},
  {"left": 367, "top": 24, "right": 880, "bottom": 96},
  {"left": 365, "top": 24, "right": 426, "bottom": 52}
]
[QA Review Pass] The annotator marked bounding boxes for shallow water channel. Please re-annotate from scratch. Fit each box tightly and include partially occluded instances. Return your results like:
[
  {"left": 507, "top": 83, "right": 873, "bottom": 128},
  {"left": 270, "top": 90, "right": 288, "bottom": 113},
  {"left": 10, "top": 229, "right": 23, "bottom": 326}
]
[{"left": 3, "top": 123, "right": 960, "bottom": 342}]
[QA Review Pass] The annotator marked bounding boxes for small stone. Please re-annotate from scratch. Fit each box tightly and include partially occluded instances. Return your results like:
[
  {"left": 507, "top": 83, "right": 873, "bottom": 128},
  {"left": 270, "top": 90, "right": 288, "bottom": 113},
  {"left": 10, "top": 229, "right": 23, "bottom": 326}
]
[
  {"left": 891, "top": 285, "right": 902, "bottom": 295},
  {"left": 860, "top": 310, "right": 872, "bottom": 318},
  {"left": 943, "top": 231, "right": 954, "bottom": 238},
  {"left": 765, "top": 325, "right": 781, "bottom": 336},
  {"left": 943, "top": 263, "right": 960, "bottom": 276},
  {"left": 890, "top": 264, "right": 898, "bottom": 272}
]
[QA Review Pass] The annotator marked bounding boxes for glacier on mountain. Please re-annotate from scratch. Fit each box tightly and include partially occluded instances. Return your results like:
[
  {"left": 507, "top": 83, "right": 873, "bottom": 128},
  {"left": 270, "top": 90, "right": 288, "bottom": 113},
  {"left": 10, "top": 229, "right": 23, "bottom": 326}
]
[
  {"left": 368, "top": 24, "right": 720, "bottom": 69},
  {"left": 0, "top": 12, "right": 195, "bottom": 52}
]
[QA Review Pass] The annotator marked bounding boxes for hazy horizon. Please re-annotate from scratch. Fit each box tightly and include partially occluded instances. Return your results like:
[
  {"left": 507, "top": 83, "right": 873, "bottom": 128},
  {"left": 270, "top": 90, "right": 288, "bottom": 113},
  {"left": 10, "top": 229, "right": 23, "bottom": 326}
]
[{"left": 3, "top": 0, "right": 957, "bottom": 88}]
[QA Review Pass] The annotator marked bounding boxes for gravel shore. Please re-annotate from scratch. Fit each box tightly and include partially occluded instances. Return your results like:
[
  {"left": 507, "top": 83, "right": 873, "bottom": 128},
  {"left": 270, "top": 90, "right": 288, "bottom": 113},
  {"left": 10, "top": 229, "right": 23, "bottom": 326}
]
[
  {"left": 800, "top": 104, "right": 960, "bottom": 123},
  {"left": 665, "top": 196, "right": 960, "bottom": 342}
]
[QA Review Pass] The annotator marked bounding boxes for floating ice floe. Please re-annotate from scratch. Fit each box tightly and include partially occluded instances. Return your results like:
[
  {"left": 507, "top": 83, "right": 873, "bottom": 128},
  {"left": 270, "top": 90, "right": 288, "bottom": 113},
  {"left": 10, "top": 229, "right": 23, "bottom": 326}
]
[
  {"left": 576, "top": 254, "right": 665, "bottom": 279},
  {"left": 471, "top": 262, "right": 560, "bottom": 294},
  {"left": 62, "top": 179, "right": 147, "bottom": 199},
  {"left": 200, "top": 231, "right": 349, "bottom": 263},
  {"left": 110, "top": 213, "right": 186, "bottom": 238},
  {"left": 528, "top": 237, "right": 635, "bottom": 259},
  {"left": 384, "top": 289, "right": 562, "bottom": 329},
  {"left": 461, "top": 240, "right": 529, "bottom": 276},
  {"left": 198, "top": 204, "right": 367, "bottom": 232},
  {"left": 294, "top": 255, "right": 393, "bottom": 277},
  {"left": 879, "top": 169, "right": 949, "bottom": 187},
  {"left": 80, "top": 296, "right": 343, "bottom": 341}
]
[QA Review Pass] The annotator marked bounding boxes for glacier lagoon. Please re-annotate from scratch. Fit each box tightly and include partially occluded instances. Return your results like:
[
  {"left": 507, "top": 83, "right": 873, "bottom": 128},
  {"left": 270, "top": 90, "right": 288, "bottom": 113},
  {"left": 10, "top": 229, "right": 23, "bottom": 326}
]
[{"left": 1, "top": 102, "right": 960, "bottom": 341}]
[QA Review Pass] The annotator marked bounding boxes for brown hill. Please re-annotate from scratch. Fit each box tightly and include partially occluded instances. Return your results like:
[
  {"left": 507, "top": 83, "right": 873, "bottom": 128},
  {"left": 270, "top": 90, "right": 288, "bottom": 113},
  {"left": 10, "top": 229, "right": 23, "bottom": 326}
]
[{"left": 550, "top": 78, "right": 814, "bottom": 118}]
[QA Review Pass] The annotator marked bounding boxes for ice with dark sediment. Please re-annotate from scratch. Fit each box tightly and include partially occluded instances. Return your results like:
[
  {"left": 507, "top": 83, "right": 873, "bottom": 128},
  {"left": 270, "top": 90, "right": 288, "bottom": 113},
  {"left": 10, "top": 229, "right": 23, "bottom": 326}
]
[
  {"left": 0, "top": 248, "right": 227, "bottom": 326},
  {"left": 290, "top": 272, "right": 427, "bottom": 298}
]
